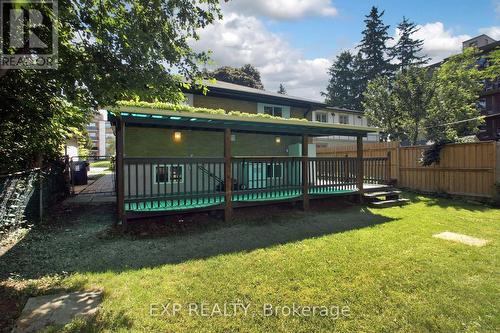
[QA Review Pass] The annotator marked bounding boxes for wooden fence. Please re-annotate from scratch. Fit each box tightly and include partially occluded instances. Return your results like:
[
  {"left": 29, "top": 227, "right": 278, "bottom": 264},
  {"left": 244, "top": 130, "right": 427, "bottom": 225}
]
[{"left": 317, "top": 141, "right": 500, "bottom": 199}]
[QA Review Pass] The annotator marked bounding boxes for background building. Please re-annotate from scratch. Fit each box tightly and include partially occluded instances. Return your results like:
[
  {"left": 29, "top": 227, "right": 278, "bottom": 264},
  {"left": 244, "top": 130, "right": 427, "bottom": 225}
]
[{"left": 87, "top": 110, "right": 115, "bottom": 156}]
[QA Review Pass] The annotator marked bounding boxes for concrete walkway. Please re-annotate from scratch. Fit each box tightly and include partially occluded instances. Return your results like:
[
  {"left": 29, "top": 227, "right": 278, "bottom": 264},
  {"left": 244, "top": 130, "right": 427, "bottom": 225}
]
[
  {"left": 66, "top": 174, "right": 116, "bottom": 204},
  {"left": 13, "top": 291, "right": 102, "bottom": 332}
]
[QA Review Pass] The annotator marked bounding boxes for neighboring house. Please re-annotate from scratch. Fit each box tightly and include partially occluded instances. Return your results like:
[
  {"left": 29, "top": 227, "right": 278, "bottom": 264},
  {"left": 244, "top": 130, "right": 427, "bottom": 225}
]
[
  {"left": 311, "top": 107, "right": 379, "bottom": 147},
  {"left": 108, "top": 82, "right": 384, "bottom": 225},
  {"left": 86, "top": 110, "right": 115, "bottom": 156},
  {"left": 429, "top": 34, "right": 500, "bottom": 141},
  {"left": 183, "top": 81, "right": 379, "bottom": 148}
]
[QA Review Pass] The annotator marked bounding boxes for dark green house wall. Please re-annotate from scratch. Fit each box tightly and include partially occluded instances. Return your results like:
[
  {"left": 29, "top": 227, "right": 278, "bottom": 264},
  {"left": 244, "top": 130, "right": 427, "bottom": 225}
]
[{"left": 124, "top": 126, "right": 301, "bottom": 157}]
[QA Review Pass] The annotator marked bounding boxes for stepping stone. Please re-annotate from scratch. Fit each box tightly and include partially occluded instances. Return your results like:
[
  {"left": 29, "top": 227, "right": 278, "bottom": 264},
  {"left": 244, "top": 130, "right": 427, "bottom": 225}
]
[
  {"left": 13, "top": 290, "right": 102, "bottom": 333},
  {"left": 433, "top": 231, "right": 490, "bottom": 247}
]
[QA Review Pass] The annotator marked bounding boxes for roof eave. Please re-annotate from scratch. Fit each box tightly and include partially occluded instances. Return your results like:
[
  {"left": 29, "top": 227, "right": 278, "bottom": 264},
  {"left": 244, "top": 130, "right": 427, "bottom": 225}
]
[{"left": 109, "top": 106, "right": 378, "bottom": 137}]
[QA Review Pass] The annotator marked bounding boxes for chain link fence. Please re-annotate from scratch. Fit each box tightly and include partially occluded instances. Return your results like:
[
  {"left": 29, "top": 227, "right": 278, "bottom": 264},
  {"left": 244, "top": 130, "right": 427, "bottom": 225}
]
[{"left": 0, "top": 161, "right": 69, "bottom": 234}]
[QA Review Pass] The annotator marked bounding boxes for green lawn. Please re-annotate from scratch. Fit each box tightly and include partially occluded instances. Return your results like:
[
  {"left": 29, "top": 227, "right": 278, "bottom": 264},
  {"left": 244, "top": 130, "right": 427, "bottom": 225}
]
[
  {"left": 89, "top": 160, "right": 112, "bottom": 168},
  {"left": 0, "top": 195, "right": 499, "bottom": 332}
]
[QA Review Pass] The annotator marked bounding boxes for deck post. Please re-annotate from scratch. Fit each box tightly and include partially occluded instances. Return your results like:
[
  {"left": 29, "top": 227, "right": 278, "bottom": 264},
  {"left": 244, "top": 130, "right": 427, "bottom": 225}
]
[
  {"left": 116, "top": 117, "right": 126, "bottom": 227},
  {"left": 224, "top": 128, "right": 233, "bottom": 221},
  {"left": 302, "top": 135, "right": 309, "bottom": 210},
  {"left": 356, "top": 136, "right": 364, "bottom": 200},
  {"left": 386, "top": 151, "right": 392, "bottom": 184}
]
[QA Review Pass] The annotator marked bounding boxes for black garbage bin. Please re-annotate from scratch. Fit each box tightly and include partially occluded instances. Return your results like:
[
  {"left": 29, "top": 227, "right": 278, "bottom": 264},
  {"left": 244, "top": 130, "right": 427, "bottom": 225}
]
[{"left": 72, "top": 161, "right": 89, "bottom": 185}]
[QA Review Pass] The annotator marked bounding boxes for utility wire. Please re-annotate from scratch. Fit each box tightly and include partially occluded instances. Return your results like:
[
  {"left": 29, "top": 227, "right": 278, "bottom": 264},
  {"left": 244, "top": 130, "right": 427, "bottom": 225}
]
[{"left": 423, "top": 115, "right": 485, "bottom": 129}]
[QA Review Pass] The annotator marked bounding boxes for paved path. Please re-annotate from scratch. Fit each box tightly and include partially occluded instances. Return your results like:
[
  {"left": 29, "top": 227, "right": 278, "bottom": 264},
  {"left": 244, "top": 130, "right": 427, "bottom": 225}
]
[{"left": 66, "top": 174, "right": 116, "bottom": 204}]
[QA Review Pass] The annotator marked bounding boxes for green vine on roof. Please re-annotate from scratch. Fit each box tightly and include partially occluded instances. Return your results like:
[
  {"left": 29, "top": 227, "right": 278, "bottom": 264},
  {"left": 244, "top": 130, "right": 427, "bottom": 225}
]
[{"left": 115, "top": 101, "right": 308, "bottom": 122}]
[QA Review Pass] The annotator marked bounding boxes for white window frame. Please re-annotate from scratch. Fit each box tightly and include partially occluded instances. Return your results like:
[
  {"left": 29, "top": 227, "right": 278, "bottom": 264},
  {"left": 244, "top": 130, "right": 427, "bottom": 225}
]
[
  {"left": 257, "top": 103, "right": 290, "bottom": 119},
  {"left": 153, "top": 164, "right": 185, "bottom": 184},
  {"left": 339, "top": 114, "right": 349, "bottom": 124},
  {"left": 314, "top": 111, "right": 328, "bottom": 123}
]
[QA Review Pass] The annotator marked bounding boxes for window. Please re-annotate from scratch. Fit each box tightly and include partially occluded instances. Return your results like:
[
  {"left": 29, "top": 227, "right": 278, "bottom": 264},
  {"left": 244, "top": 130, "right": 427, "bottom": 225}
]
[
  {"left": 170, "top": 166, "right": 183, "bottom": 182},
  {"left": 154, "top": 165, "right": 184, "bottom": 183},
  {"left": 339, "top": 115, "right": 349, "bottom": 124},
  {"left": 155, "top": 166, "right": 169, "bottom": 183},
  {"left": 315, "top": 112, "right": 328, "bottom": 123},
  {"left": 264, "top": 106, "right": 282, "bottom": 117},
  {"left": 266, "top": 163, "right": 283, "bottom": 179},
  {"left": 89, "top": 132, "right": 97, "bottom": 138}
]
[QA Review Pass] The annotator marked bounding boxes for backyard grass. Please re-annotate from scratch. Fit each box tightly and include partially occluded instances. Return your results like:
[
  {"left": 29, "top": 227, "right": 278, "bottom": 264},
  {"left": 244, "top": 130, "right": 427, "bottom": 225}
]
[
  {"left": 0, "top": 194, "right": 498, "bottom": 332},
  {"left": 89, "top": 160, "right": 112, "bottom": 168}
]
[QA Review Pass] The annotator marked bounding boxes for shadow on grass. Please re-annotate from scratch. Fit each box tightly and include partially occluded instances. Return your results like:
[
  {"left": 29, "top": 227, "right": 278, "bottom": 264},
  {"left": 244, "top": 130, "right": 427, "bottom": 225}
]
[
  {"left": 401, "top": 190, "right": 494, "bottom": 212},
  {"left": 0, "top": 199, "right": 395, "bottom": 280}
]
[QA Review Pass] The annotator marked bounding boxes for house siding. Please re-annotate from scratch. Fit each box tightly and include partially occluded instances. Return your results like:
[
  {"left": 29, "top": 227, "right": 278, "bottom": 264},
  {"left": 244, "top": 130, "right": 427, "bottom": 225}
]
[
  {"left": 192, "top": 94, "right": 309, "bottom": 120},
  {"left": 193, "top": 95, "right": 257, "bottom": 114},
  {"left": 124, "top": 126, "right": 301, "bottom": 157}
]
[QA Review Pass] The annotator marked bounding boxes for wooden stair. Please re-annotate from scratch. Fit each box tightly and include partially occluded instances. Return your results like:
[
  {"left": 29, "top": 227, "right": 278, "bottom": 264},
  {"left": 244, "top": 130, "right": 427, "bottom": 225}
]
[{"left": 363, "top": 188, "right": 409, "bottom": 207}]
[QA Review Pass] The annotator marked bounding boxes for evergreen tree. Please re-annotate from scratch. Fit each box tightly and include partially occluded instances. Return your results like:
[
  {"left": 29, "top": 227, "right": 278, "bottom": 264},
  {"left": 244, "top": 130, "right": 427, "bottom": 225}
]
[
  {"left": 322, "top": 51, "right": 362, "bottom": 110},
  {"left": 390, "top": 17, "right": 429, "bottom": 70},
  {"left": 277, "top": 83, "right": 287, "bottom": 94},
  {"left": 358, "top": 7, "right": 393, "bottom": 82}
]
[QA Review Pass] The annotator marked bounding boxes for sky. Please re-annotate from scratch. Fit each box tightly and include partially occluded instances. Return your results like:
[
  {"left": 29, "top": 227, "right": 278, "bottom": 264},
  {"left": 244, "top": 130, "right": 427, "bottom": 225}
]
[{"left": 191, "top": 0, "right": 500, "bottom": 101}]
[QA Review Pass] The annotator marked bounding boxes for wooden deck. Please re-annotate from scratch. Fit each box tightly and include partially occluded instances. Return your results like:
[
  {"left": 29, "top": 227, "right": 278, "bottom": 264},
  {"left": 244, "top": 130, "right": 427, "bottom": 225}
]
[
  {"left": 119, "top": 154, "right": 390, "bottom": 221},
  {"left": 124, "top": 184, "right": 388, "bottom": 217}
]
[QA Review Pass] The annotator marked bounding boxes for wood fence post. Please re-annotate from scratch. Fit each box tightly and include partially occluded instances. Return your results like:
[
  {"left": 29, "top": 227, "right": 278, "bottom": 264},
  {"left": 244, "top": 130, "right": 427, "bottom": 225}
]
[
  {"left": 386, "top": 151, "right": 392, "bottom": 184},
  {"left": 224, "top": 128, "right": 233, "bottom": 221},
  {"left": 302, "top": 135, "right": 309, "bottom": 210},
  {"left": 116, "top": 117, "right": 126, "bottom": 227},
  {"left": 356, "top": 136, "right": 364, "bottom": 197},
  {"left": 39, "top": 170, "right": 43, "bottom": 223}
]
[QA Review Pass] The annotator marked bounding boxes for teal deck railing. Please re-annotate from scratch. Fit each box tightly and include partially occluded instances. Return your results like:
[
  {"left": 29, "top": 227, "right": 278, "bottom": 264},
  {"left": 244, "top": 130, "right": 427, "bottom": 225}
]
[{"left": 123, "top": 156, "right": 389, "bottom": 212}]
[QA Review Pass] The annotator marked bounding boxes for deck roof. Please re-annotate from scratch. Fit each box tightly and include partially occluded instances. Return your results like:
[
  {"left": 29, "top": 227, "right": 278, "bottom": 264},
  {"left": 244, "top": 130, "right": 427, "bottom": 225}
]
[{"left": 109, "top": 104, "right": 379, "bottom": 137}]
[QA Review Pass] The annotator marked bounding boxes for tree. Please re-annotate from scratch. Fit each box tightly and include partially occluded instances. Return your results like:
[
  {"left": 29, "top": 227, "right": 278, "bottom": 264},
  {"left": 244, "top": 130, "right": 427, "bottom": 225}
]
[
  {"left": 482, "top": 47, "right": 500, "bottom": 80},
  {"left": 363, "top": 68, "right": 434, "bottom": 143},
  {"left": 277, "top": 83, "right": 287, "bottom": 94},
  {"left": 0, "top": 0, "right": 222, "bottom": 172},
  {"left": 390, "top": 17, "right": 429, "bottom": 71},
  {"left": 241, "top": 64, "right": 264, "bottom": 89},
  {"left": 393, "top": 67, "right": 434, "bottom": 144},
  {"left": 358, "top": 7, "right": 393, "bottom": 82},
  {"left": 362, "top": 76, "right": 402, "bottom": 141},
  {"left": 425, "top": 47, "right": 483, "bottom": 142},
  {"left": 322, "top": 51, "right": 362, "bottom": 110},
  {"left": 210, "top": 65, "right": 265, "bottom": 89}
]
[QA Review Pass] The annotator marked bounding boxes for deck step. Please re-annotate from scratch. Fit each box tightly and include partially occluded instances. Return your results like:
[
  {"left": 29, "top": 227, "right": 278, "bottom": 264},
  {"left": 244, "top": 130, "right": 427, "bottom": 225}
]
[
  {"left": 370, "top": 198, "right": 410, "bottom": 207},
  {"left": 363, "top": 190, "right": 401, "bottom": 198}
]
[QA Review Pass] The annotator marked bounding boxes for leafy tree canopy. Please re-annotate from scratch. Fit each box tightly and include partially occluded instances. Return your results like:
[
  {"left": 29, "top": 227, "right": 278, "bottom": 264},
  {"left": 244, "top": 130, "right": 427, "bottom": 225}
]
[
  {"left": 0, "top": 0, "right": 222, "bottom": 172},
  {"left": 425, "top": 47, "right": 484, "bottom": 142},
  {"left": 209, "top": 64, "right": 264, "bottom": 89},
  {"left": 363, "top": 76, "right": 402, "bottom": 141}
]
